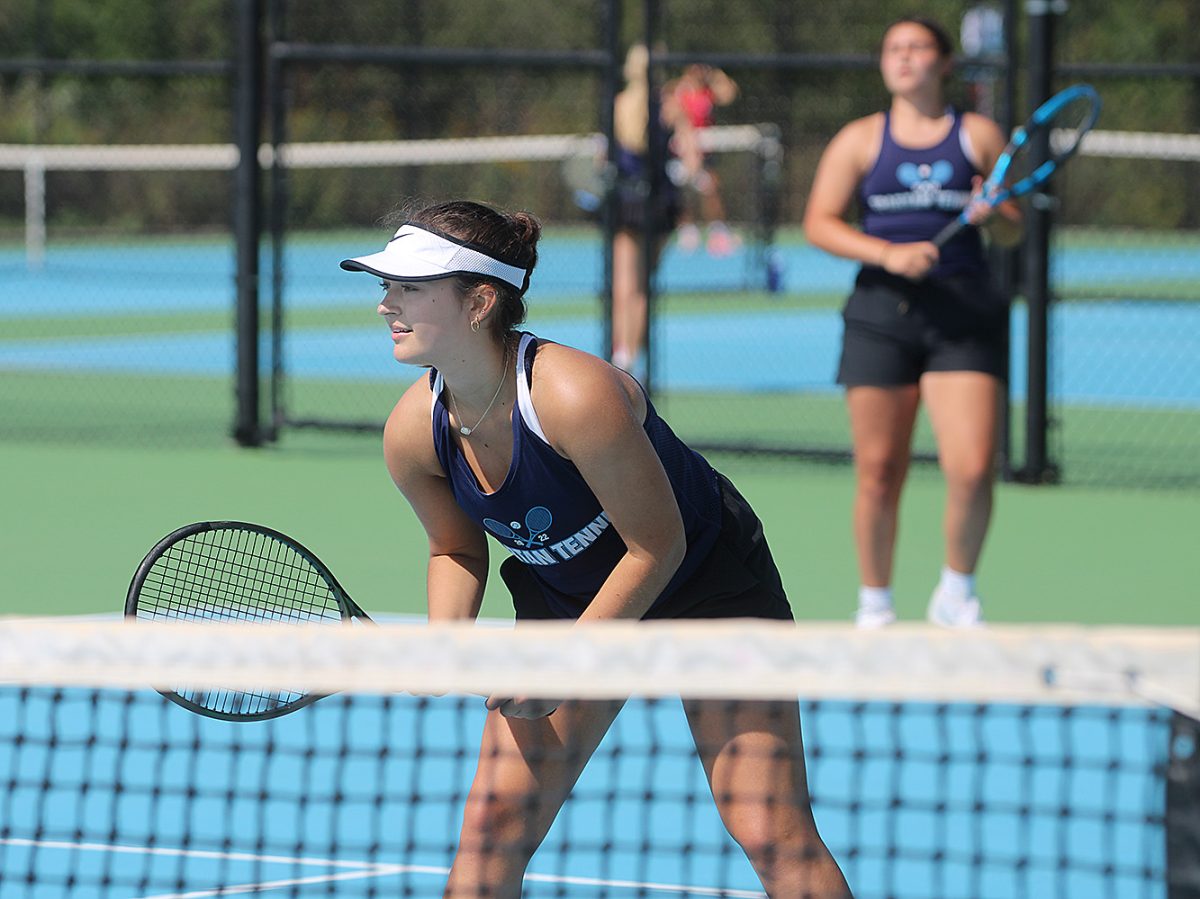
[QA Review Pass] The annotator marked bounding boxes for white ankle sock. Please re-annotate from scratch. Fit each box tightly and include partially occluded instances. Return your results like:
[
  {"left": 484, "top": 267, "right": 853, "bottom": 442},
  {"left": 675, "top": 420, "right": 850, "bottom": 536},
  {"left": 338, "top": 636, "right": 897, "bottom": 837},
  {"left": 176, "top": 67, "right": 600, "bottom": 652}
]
[
  {"left": 858, "top": 585, "right": 893, "bottom": 611},
  {"left": 937, "top": 566, "right": 976, "bottom": 598}
]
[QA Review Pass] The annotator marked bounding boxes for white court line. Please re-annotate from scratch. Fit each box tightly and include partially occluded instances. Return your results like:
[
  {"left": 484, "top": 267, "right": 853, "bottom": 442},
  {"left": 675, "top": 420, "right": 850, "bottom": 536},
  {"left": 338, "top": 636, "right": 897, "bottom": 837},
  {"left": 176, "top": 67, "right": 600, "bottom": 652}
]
[
  {"left": 524, "top": 871, "right": 766, "bottom": 898},
  {"left": 133, "top": 864, "right": 422, "bottom": 899},
  {"left": 0, "top": 837, "right": 373, "bottom": 869},
  {"left": 4, "top": 836, "right": 767, "bottom": 897}
]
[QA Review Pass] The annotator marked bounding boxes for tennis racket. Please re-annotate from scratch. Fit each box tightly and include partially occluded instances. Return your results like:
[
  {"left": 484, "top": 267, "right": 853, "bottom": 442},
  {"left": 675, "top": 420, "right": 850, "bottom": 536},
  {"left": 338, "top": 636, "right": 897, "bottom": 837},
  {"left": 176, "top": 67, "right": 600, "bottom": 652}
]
[
  {"left": 125, "top": 521, "right": 372, "bottom": 722},
  {"left": 933, "top": 83, "right": 1101, "bottom": 248},
  {"left": 560, "top": 143, "right": 608, "bottom": 213}
]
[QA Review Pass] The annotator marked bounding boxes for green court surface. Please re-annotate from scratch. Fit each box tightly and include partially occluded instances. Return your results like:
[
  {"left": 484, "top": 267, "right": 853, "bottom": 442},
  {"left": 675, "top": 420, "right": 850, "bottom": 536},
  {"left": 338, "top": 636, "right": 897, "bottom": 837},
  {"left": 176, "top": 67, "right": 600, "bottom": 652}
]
[{"left": 2, "top": 435, "right": 1194, "bottom": 626}]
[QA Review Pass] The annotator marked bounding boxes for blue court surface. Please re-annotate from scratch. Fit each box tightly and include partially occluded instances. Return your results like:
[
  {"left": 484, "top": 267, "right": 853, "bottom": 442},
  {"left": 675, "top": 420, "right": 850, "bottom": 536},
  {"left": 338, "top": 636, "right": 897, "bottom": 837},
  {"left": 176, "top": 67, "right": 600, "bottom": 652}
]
[
  {"left": 0, "top": 684, "right": 1172, "bottom": 898},
  {"left": 1, "top": 235, "right": 1197, "bottom": 410}
]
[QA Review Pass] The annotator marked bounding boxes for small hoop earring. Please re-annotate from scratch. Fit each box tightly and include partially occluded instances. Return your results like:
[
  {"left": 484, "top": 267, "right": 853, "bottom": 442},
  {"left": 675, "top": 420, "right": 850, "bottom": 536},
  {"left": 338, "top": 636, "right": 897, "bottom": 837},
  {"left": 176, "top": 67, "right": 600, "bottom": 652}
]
[{"left": 470, "top": 319, "right": 480, "bottom": 333}]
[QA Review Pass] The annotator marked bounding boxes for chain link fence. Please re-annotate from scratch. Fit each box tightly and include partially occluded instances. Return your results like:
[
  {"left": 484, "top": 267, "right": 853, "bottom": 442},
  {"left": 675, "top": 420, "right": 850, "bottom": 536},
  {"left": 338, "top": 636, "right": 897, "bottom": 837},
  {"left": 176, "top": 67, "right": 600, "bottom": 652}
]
[
  {"left": 260, "top": 0, "right": 618, "bottom": 437},
  {"left": 647, "top": 0, "right": 1198, "bottom": 488},
  {"left": 0, "top": 0, "right": 237, "bottom": 447},
  {"left": 1, "top": 0, "right": 1196, "bottom": 488}
]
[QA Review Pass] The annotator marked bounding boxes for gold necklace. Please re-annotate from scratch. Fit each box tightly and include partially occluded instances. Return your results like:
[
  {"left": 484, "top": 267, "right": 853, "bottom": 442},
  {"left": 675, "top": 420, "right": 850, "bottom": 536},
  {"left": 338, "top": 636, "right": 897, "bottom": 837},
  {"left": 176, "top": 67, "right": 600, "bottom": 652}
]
[{"left": 448, "top": 353, "right": 510, "bottom": 437}]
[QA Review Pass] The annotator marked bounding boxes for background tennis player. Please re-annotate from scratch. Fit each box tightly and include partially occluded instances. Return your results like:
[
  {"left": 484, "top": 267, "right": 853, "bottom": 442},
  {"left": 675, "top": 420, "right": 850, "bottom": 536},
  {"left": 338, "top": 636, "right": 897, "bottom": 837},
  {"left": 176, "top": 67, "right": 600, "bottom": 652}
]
[{"left": 803, "top": 15, "right": 1022, "bottom": 630}]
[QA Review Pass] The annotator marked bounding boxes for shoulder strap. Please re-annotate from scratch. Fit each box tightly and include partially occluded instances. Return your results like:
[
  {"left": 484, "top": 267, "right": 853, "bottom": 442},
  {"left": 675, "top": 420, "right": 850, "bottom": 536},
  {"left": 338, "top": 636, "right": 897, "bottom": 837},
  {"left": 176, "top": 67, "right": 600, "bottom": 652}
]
[
  {"left": 515, "top": 332, "right": 550, "bottom": 444},
  {"left": 429, "top": 368, "right": 443, "bottom": 422},
  {"left": 955, "top": 110, "right": 982, "bottom": 171}
]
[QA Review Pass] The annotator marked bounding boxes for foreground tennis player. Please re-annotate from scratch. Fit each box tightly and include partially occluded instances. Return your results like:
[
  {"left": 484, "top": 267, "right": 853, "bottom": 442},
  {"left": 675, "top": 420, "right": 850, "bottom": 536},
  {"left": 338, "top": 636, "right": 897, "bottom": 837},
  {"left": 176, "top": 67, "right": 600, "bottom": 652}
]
[{"left": 342, "top": 200, "right": 852, "bottom": 898}]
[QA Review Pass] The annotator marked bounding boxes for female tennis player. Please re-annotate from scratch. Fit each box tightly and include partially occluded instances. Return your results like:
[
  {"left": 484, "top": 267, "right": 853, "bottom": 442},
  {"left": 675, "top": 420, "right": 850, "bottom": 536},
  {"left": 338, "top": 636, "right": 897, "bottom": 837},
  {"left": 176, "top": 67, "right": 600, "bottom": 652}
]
[
  {"left": 611, "top": 43, "right": 702, "bottom": 381},
  {"left": 341, "top": 200, "right": 852, "bottom": 898},
  {"left": 802, "top": 16, "right": 1022, "bottom": 630}
]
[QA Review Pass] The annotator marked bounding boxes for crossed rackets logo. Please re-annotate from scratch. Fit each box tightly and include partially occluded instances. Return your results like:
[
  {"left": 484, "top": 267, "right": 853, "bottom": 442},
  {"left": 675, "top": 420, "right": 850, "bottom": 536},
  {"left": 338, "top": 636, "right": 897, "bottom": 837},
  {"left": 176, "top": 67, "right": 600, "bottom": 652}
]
[
  {"left": 484, "top": 506, "right": 554, "bottom": 549},
  {"left": 897, "top": 159, "right": 954, "bottom": 190}
]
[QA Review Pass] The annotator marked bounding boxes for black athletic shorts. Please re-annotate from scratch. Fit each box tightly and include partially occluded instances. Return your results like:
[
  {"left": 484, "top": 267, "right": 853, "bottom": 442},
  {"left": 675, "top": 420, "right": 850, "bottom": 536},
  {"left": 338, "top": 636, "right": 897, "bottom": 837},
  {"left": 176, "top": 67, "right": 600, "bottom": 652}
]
[
  {"left": 615, "top": 176, "right": 682, "bottom": 236},
  {"left": 836, "top": 267, "right": 1008, "bottom": 387},
  {"left": 501, "top": 472, "right": 794, "bottom": 623}
]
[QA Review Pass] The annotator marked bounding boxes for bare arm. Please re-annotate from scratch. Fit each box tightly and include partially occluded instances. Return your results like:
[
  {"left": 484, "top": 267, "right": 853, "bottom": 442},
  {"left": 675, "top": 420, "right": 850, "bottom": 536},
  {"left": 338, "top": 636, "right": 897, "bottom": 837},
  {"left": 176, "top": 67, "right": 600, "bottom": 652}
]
[
  {"left": 534, "top": 345, "right": 688, "bottom": 623},
  {"left": 383, "top": 381, "right": 490, "bottom": 622},
  {"left": 662, "top": 85, "right": 704, "bottom": 180},
  {"left": 703, "top": 66, "right": 738, "bottom": 106},
  {"left": 802, "top": 115, "right": 939, "bottom": 280},
  {"left": 482, "top": 345, "right": 688, "bottom": 719}
]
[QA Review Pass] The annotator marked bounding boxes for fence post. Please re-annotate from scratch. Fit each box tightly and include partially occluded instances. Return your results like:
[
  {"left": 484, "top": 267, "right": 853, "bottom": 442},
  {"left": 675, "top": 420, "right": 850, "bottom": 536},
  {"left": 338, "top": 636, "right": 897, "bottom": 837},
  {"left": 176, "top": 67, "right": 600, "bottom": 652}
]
[
  {"left": 642, "top": 0, "right": 661, "bottom": 396},
  {"left": 1017, "top": 0, "right": 1066, "bottom": 483},
  {"left": 24, "top": 155, "right": 46, "bottom": 271},
  {"left": 1168, "top": 712, "right": 1200, "bottom": 898},
  {"left": 233, "top": 0, "right": 263, "bottom": 447},
  {"left": 601, "top": 0, "right": 620, "bottom": 367}
]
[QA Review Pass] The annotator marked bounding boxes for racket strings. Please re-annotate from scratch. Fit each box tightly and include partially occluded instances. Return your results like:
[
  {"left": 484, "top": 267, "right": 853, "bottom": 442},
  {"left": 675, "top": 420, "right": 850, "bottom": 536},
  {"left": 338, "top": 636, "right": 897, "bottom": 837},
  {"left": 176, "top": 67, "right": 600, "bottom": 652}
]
[
  {"left": 138, "top": 529, "right": 342, "bottom": 625},
  {"left": 1004, "top": 90, "right": 1100, "bottom": 194},
  {"left": 1047, "top": 95, "right": 1097, "bottom": 161},
  {"left": 134, "top": 527, "right": 344, "bottom": 717}
]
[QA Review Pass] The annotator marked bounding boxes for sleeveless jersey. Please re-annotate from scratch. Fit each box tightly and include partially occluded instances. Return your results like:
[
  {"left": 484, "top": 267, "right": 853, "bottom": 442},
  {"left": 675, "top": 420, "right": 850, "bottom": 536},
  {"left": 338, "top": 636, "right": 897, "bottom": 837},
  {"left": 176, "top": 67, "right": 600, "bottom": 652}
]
[
  {"left": 430, "top": 333, "right": 722, "bottom": 619},
  {"left": 677, "top": 83, "right": 716, "bottom": 129},
  {"left": 859, "top": 109, "right": 986, "bottom": 277}
]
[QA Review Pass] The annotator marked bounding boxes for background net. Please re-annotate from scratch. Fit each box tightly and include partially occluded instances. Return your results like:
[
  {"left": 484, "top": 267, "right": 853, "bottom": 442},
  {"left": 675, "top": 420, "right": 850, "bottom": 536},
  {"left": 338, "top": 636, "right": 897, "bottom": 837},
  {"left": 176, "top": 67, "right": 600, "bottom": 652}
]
[
  {"left": 649, "top": 0, "right": 1200, "bottom": 486},
  {"left": 1, "top": 0, "right": 1197, "bottom": 489},
  {"left": 0, "top": 617, "right": 1196, "bottom": 898}
]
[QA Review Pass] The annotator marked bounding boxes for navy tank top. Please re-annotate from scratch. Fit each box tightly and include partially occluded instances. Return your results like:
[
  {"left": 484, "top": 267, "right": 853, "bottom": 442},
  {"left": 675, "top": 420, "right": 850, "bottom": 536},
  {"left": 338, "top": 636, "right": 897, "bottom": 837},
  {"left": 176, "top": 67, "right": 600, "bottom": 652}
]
[
  {"left": 431, "top": 333, "right": 722, "bottom": 619},
  {"left": 860, "top": 109, "right": 986, "bottom": 277}
]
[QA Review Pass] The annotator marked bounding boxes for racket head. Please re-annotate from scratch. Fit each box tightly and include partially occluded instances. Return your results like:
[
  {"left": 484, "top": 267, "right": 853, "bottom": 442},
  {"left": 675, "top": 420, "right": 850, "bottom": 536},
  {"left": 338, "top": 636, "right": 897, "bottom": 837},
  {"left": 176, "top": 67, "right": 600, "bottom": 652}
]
[
  {"left": 523, "top": 506, "right": 553, "bottom": 541},
  {"left": 990, "top": 83, "right": 1101, "bottom": 199},
  {"left": 560, "top": 149, "right": 607, "bottom": 212},
  {"left": 126, "top": 521, "right": 370, "bottom": 721}
]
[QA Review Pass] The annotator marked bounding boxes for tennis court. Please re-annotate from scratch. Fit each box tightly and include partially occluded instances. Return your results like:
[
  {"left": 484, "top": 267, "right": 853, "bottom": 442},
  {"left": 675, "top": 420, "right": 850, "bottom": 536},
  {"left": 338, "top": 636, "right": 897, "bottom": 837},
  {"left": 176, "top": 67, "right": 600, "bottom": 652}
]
[
  {"left": 3, "top": 212, "right": 1197, "bottom": 899},
  {"left": 4, "top": 2, "right": 1199, "bottom": 894},
  {"left": 2, "top": 235, "right": 1197, "bottom": 407},
  {"left": 1, "top": 618, "right": 1192, "bottom": 899}
]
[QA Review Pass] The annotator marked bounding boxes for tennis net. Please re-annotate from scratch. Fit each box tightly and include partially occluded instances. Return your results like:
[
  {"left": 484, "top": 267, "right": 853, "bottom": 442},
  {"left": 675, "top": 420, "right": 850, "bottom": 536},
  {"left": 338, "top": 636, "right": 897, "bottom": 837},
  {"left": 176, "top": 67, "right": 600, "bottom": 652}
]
[
  {"left": 0, "top": 126, "right": 781, "bottom": 273},
  {"left": 0, "top": 617, "right": 1196, "bottom": 898}
]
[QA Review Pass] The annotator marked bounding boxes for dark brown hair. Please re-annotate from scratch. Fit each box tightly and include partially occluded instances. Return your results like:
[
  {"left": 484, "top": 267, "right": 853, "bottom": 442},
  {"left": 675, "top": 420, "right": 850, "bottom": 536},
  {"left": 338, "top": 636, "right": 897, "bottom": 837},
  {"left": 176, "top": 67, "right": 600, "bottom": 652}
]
[
  {"left": 882, "top": 15, "right": 955, "bottom": 58},
  {"left": 385, "top": 199, "right": 540, "bottom": 337}
]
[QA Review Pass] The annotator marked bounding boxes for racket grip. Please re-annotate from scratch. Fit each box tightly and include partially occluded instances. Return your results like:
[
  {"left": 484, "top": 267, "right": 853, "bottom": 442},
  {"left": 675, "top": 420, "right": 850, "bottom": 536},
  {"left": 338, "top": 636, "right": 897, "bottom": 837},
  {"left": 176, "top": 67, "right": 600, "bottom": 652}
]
[{"left": 932, "top": 215, "right": 968, "bottom": 249}]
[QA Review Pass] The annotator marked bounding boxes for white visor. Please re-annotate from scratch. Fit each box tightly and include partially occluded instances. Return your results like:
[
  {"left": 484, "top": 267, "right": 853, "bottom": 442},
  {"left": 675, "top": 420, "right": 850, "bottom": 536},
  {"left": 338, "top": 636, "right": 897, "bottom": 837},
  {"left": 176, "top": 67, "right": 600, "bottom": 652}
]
[{"left": 340, "top": 223, "right": 529, "bottom": 291}]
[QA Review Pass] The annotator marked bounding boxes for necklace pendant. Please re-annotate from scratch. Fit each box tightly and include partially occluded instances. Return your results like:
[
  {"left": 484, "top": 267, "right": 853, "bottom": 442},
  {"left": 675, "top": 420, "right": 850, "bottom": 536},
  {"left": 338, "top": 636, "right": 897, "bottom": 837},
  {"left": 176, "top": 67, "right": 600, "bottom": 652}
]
[{"left": 459, "top": 426, "right": 472, "bottom": 436}]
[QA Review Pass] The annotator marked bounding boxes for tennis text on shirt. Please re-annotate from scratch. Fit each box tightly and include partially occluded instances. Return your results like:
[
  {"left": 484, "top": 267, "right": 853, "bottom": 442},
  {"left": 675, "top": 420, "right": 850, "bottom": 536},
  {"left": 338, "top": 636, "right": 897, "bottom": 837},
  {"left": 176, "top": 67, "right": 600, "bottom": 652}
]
[{"left": 501, "top": 510, "right": 612, "bottom": 566}]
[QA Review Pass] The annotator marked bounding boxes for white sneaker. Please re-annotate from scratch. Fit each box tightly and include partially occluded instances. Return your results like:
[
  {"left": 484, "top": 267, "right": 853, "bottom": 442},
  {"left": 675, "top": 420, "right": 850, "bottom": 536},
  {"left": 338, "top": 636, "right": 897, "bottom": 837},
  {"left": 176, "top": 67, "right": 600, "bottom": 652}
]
[
  {"left": 855, "top": 599, "right": 897, "bottom": 629},
  {"left": 926, "top": 589, "right": 984, "bottom": 628}
]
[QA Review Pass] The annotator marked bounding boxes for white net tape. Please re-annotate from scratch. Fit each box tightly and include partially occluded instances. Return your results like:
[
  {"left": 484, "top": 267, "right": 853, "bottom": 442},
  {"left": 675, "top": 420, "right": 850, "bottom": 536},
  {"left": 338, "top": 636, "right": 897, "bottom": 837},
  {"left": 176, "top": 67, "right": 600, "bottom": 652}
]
[{"left": 0, "top": 618, "right": 1196, "bottom": 715}]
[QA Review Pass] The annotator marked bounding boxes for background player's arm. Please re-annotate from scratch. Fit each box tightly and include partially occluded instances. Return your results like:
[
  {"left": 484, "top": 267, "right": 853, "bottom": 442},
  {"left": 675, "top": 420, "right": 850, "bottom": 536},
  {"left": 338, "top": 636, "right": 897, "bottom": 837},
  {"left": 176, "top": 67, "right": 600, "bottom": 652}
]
[
  {"left": 384, "top": 382, "right": 489, "bottom": 622},
  {"left": 702, "top": 65, "right": 739, "bottom": 106},
  {"left": 662, "top": 84, "right": 704, "bottom": 182},
  {"left": 533, "top": 345, "right": 687, "bottom": 624},
  {"left": 803, "top": 115, "right": 938, "bottom": 280},
  {"left": 962, "top": 113, "right": 1024, "bottom": 247}
]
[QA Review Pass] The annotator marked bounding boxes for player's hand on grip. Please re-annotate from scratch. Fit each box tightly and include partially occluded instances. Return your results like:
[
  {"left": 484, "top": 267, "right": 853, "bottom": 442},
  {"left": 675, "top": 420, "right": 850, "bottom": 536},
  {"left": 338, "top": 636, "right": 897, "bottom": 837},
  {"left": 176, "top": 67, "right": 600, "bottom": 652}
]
[
  {"left": 486, "top": 694, "right": 561, "bottom": 720},
  {"left": 964, "top": 175, "right": 1000, "bottom": 226},
  {"left": 880, "top": 241, "right": 939, "bottom": 280}
]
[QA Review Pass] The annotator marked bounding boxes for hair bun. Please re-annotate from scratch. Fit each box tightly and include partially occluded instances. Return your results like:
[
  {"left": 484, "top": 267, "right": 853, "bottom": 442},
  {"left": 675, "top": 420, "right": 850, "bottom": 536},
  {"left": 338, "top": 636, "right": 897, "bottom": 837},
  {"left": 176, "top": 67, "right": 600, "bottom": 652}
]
[{"left": 509, "top": 211, "right": 543, "bottom": 251}]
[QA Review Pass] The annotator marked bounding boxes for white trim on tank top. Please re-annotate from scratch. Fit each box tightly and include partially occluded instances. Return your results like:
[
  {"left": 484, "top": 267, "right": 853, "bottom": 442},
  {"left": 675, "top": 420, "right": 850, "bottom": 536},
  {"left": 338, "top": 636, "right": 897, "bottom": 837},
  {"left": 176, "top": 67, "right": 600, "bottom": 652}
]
[
  {"left": 868, "top": 106, "right": 981, "bottom": 173},
  {"left": 515, "top": 332, "right": 550, "bottom": 443},
  {"left": 431, "top": 370, "right": 444, "bottom": 418},
  {"left": 429, "top": 333, "right": 549, "bottom": 444}
]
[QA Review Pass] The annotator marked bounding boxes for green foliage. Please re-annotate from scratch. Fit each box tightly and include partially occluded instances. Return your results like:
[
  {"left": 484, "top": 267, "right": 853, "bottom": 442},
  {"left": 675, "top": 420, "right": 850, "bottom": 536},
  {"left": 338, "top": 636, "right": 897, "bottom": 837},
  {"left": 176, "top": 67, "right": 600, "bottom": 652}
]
[{"left": 0, "top": 0, "right": 1196, "bottom": 232}]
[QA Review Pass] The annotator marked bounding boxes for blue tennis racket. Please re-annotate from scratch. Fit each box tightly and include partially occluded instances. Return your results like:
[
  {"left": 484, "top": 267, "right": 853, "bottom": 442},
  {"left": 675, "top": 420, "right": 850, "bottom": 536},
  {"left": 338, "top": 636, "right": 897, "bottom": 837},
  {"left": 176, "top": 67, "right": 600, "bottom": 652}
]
[{"left": 933, "top": 83, "right": 1101, "bottom": 247}]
